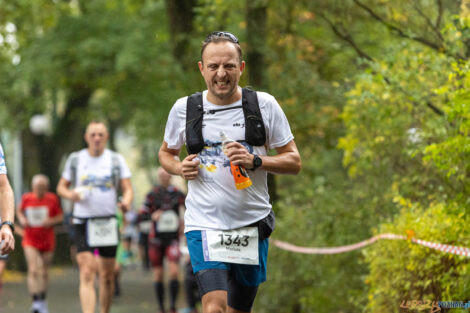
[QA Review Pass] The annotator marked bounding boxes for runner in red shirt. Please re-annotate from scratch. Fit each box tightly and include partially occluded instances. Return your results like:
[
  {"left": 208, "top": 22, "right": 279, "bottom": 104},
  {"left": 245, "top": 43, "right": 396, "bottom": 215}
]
[{"left": 17, "top": 174, "right": 63, "bottom": 313}]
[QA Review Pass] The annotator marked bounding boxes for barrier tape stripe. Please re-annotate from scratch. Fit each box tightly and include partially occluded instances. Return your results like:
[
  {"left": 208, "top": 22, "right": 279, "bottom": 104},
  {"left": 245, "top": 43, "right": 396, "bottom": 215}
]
[
  {"left": 271, "top": 233, "right": 470, "bottom": 257},
  {"left": 53, "top": 226, "right": 470, "bottom": 257},
  {"left": 412, "top": 238, "right": 470, "bottom": 257}
]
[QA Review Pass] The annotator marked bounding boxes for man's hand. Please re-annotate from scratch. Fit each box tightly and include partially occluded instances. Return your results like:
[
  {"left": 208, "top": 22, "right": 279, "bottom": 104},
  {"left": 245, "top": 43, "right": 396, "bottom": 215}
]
[
  {"left": 69, "top": 190, "right": 81, "bottom": 202},
  {"left": 0, "top": 225, "right": 14, "bottom": 255},
  {"left": 180, "top": 154, "right": 200, "bottom": 180},
  {"left": 118, "top": 201, "right": 131, "bottom": 212},
  {"left": 42, "top": 218, "right": 53, "bottom": 228},
  {"left": 151, "top": 210, "right": 163, "bottom": 221},
  {"left": 224, "top": 142, "right": 254, "bottom": 169}
]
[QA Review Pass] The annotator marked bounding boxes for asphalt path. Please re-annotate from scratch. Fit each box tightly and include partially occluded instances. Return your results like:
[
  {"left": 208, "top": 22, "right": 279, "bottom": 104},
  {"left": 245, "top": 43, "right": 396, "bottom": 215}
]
[{"left": 0, "top": 266, "right": 194, "bottom": 313}]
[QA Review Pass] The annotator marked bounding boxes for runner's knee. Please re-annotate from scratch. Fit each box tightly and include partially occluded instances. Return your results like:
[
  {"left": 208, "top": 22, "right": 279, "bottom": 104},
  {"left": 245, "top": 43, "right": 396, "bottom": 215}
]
[
  {"left": 99, "top": 270, "right": 114, "bottom": 285},
  {"left": 28, "top": 266, "right": 41, "bottom": 279},
  {"left": 203, "top": 290, "right": 227, "bottom": 313},
  {"left": 204, "top": 302, "right": 226, "bottom": 313},
  {"left": 79, "top": 265, "right": 96, "bottom": 283}
]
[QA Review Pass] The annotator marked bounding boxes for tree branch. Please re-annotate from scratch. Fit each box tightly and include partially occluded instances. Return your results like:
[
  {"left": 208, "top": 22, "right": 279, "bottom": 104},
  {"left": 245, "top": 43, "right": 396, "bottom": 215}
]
[
  {"left": 316, "top": 11, "right": 444, "bottom": 117},
  {"left": 412, "top": 1, "right": 444, "bottom": 42},
  {"left": 317, "top": 12, "right": 373, "bottom": 61},
  {"left": 353, "top": 0, "right": 443, "bottom": 52},
  {"left": 435, "top": 0, "right": 443, "bottom": 29}
]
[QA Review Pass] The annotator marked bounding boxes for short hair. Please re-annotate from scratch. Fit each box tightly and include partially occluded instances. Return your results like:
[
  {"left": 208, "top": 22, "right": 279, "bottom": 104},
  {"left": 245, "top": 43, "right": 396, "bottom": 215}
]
[
  {"left": 201, "top": 31, "right": 243, "bottom": 64},
  {"left": 32, "top": 174, "right": 49, "bottom": 188},
  {"left": 85, "top": 120, "right": 109, "bottom": 134}
]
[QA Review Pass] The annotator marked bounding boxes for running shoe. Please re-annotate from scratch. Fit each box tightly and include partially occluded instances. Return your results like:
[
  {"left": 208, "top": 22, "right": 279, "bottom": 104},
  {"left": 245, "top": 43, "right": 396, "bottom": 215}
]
[
  {"left": 40, "top": 301, "right": 49, "bottom": 313},
  {"left": 30, "top": 302, "right": 41, "bottom": 313}
]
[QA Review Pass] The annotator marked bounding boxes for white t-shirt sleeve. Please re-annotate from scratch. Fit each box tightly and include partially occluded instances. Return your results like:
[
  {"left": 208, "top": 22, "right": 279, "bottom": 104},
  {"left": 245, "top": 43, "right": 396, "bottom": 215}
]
[
  {"left": 163, "top": 98, "right": 187, "bottom": 150},
  {"left": 117, "top": 154, "right": 131, "bottom": 179},
  {"left": 260, "top": 93, "right": 294, "bottom": 149},
  {"left": 0, "top": 143, "right": 6, "bottom": 175}
]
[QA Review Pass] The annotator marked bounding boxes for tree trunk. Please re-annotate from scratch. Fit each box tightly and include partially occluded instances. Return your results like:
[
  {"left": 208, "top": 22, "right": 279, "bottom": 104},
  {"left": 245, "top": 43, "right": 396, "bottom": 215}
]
[
  {"left": 23, "top": 88, "right": 91, "bottom": 191},
  {"left": 246, "top": 1, "right": 278, "bottom": 203},
  {"left": 246, "top": 0, "right": 268, "bottom": 89},
  {"left": 164, "top": 0, "right": 197, "bottom": 70}
]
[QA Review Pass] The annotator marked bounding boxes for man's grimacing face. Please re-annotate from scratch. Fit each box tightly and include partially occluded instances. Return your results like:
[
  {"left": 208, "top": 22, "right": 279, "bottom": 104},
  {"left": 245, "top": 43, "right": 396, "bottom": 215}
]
[{"left": 198, "top": 41, "right": 245, "bottom": 103}]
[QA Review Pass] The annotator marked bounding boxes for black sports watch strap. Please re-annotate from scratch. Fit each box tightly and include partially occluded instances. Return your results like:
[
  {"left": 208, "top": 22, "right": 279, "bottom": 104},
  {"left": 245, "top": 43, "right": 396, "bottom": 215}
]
[
  {"left": 251, "top": 154, "right": 262, "bottom": 171},
  {"left": 1, "top": 221, "right": 14, "bottom": 233}
]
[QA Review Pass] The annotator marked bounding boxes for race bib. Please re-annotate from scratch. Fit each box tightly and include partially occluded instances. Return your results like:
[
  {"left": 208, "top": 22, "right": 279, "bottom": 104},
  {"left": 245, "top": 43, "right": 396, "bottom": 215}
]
[
  {"left": 203, "top": 227, "right": 259, "bottom": 265},
  {"left": 139, "top": 220, "right": 152, "bottom": 234},
  {"left": 87, "top": 217, "right": 119, "bottom": 247},
  {"left": 25, "top": 206, "right": 48, "bottom": 227},
  {"left": 156, "top": 210, "right": 179, "bottom": 233}
]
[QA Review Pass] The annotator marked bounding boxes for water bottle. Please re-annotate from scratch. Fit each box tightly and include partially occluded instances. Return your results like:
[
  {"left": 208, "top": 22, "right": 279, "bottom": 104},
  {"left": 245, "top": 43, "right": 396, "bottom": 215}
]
[{"left": 220, "top": 131, "right": 252, "bottom": 190}]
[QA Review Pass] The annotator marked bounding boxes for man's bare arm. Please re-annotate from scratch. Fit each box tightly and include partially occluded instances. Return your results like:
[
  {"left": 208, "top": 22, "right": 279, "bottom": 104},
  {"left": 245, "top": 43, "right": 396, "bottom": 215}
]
[
  {"left": 56, "top": 177, "right": 81, "bottom": 202},
  {"left": 159, "top": 141, "right": 200, "bottom": 180},
  {"left": 0, "top": 174, "right": 15, "bottom": 253},
  {"left": 226, "top": 140, "right": 301, "bottom": 175},
  {"left": 119, "top": 178, "right": 134, "bottom": 211},
  {"left": 0, "top": 175, "right": 14, "bottom": 223}
]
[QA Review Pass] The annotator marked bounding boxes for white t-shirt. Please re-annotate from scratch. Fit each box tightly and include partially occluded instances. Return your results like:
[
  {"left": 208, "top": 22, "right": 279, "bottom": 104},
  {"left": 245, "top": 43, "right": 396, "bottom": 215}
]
[
  {"left": 0, "top": 144, "right": 6, "bottom": 175},
  {"left": 61, "top": 149, "right": 131, "bottom": 222},
  {"left": 164, "top": 89, "right": 294, "bottom": 232}
]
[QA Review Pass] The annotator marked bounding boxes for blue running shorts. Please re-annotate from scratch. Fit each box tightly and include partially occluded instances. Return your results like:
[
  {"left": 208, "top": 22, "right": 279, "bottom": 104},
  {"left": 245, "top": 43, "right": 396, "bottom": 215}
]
[{"left": 186, "top": 230, "right": 269, "bottom": 311}]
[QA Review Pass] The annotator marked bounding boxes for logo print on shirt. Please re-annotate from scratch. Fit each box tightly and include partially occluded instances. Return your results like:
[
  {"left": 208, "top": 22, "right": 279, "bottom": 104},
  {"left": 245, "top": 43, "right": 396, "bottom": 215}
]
[
  {"left": 80, "top": 175, "right": 113, "bottom": 191},
  {"left": 232, "top": 123, "right": 245, "bottom": 128},
  {"left": 197, "top": 140, "right": 253, "bottom": 174}
]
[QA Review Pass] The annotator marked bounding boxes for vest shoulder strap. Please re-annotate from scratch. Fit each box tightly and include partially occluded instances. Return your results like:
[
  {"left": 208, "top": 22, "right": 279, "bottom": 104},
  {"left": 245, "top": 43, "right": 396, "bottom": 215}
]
[
  {"left": 110, "top": 152, "right": 121, "bottom": 191},
  {"left": 69, "top": 152, "right": 79, "bottom": 187},
  {"left": 242, "top": 87, "right": 266, "bottom": 147},
  {"left": 186, "top": 92, "right": 205, "bottom": 155}
]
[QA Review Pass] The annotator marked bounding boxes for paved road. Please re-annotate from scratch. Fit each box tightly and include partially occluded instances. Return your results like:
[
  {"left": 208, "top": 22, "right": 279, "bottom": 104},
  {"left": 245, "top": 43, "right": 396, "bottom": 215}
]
[{"left": 0, "top": 266, "right": 194, "bottom": 313}]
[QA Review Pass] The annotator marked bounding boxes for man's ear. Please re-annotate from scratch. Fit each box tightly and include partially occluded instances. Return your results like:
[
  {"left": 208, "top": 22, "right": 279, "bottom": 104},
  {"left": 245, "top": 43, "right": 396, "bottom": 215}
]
[
  {"left": 240, "top": 61, "right": 245, "bottom": 75},
  {"left": 198, "top": 61, "right": 204, "bottom": 74}
]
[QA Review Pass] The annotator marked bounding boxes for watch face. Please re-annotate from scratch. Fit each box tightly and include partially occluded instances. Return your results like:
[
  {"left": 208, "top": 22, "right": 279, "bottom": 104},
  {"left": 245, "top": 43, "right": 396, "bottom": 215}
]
[{"left": 254, "top": 156, "right": 262, "bottom": 167}]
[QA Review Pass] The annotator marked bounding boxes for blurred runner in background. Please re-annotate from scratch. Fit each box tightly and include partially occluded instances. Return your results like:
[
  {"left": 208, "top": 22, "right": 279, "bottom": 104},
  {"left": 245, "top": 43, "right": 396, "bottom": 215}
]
[
  {"left": 57, "top": 120, "right": 133, "bottom": 313},
  {"left": 140, "top": 167, "right": 185, "bottom": 313},
  {"left": 17, "top": 174, "right": 63, "bottom": 313}
]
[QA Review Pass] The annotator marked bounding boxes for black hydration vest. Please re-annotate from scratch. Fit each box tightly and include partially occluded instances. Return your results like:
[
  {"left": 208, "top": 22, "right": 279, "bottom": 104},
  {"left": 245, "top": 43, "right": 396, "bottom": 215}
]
[{"left": 185, "top": 87, "right": 266, "bottom": 155}]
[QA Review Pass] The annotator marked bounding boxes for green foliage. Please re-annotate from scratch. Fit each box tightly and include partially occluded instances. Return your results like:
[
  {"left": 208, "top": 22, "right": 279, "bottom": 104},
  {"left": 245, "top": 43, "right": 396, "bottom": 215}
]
[
  {"left": 365, "top": 200, "right": 470, "bottom": 313},
  {"left": 1, "top": 0, "right": 469, "bottom": 310},
  {"left": 339, "top": 10, "right": 470, "bottom": 313},
  {"left": 423, "top": 60, "right": 470, "bottom": 188},
  {"left": 257, "top": 1, "right": 470, "bottom": 312}
]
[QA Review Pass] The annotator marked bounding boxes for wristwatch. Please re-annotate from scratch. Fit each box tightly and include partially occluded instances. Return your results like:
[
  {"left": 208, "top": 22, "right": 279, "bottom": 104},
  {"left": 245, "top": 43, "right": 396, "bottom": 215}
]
[
  {"left": 251, "top": 154, "right": 262, "bottom": 171},
  {"left": 0, "top": 221, "right": 14, "bottom": 233}
]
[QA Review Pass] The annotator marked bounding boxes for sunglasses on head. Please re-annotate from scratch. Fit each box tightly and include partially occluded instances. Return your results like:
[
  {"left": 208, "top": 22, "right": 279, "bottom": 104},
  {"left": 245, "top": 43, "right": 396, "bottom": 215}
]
[{"left": 204, "top": 31, "right": 239, "bottom": 44}]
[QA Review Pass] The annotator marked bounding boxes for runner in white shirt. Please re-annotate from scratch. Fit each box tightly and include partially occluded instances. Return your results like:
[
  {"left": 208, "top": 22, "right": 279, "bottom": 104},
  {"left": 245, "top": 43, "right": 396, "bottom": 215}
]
[
  {"left": 57, "top": 121, "right": 133, "bottom": 313},
  {"left": 0, "top": 143, "right": 15, "bottom": 255},
  {"left": 159, "top": 32, "right": 301, "bottom": 313}
]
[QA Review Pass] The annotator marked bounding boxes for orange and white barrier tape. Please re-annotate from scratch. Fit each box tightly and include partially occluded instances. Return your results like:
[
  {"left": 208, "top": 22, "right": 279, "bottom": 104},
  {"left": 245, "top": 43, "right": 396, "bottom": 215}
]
[
  {"left": 271, "top": 233, "right": 470, "bottom": 257},
  {"left": 411, "top": 238, "right": 470, "bottom": 257}
]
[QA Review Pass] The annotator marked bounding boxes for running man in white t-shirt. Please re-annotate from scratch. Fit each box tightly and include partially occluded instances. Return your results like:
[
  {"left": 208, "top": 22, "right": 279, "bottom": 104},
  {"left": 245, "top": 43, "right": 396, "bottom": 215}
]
[
  {"left": 0, "top": 143, "right": 15, "bottom": 255},
  {"left": 159, "top": 32, "right": 301, "bottom": 313},
  {"left": 57, "top": 121, "right": 133, "bottom": 313}
]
